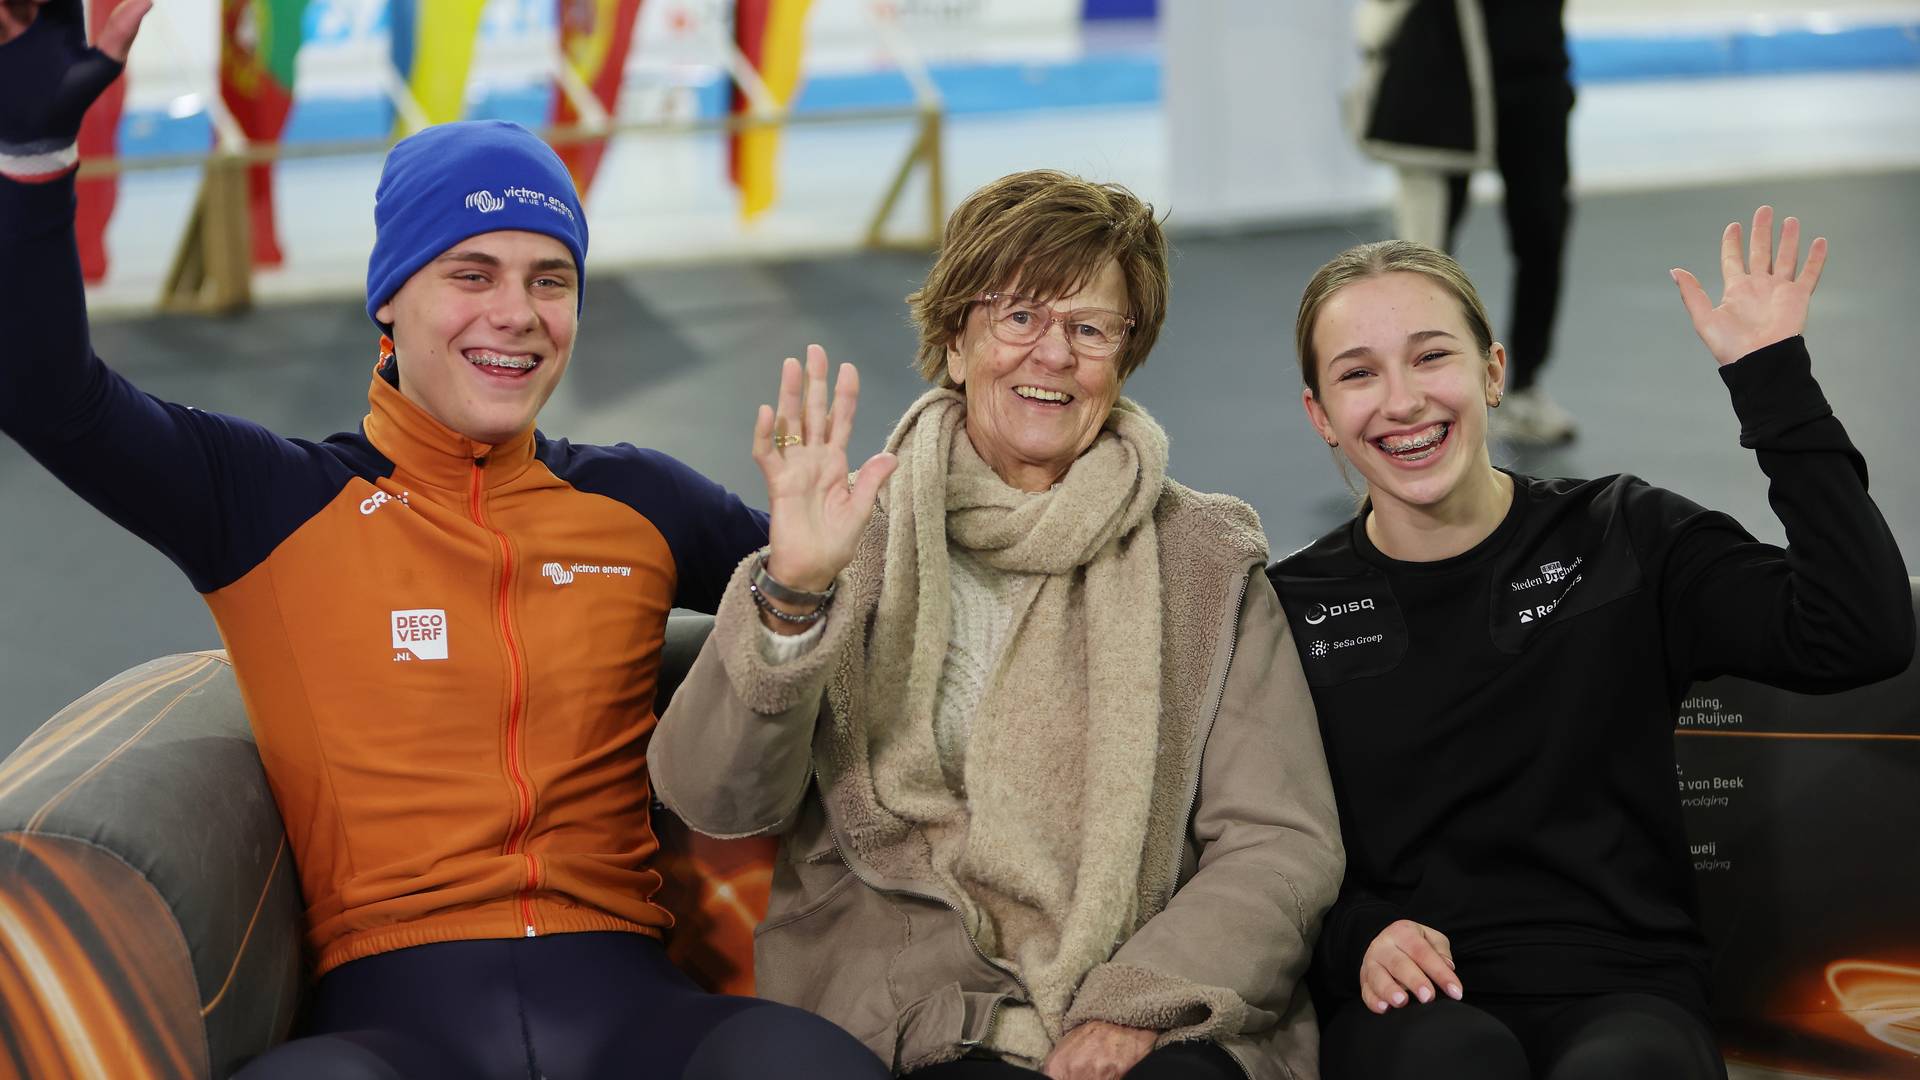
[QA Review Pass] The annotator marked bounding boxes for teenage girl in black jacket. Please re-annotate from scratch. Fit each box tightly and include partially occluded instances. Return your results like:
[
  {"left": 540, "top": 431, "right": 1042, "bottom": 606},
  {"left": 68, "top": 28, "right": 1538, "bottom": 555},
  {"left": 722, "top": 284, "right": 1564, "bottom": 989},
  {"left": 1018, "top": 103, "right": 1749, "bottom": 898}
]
[{"left": 1271, "top": 209, "right": 1911, "bottom": 1078}]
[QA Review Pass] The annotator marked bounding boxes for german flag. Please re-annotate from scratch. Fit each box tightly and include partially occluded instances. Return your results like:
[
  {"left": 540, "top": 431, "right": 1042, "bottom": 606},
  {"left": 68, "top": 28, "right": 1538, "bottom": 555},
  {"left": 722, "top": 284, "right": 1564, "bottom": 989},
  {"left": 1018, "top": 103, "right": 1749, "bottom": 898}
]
[{"left": 729, "top": 0, "right": 812, "bottom": 221}]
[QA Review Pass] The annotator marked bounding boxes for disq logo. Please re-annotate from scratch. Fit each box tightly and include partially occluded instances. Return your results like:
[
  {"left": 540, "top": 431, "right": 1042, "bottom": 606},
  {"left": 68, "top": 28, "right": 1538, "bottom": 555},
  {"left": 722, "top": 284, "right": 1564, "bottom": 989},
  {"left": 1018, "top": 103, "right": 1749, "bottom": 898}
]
[{"left": 1304, "top": 597, "right": 1375, "bottom": 625}]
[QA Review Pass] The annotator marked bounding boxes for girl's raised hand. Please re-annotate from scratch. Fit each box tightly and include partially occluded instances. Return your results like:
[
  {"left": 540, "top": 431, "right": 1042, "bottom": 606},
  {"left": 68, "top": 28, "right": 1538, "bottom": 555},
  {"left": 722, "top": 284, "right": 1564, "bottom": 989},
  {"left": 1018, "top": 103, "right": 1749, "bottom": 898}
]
[{"left": 1671, "top": 205, "right": 1827, "bottom": 367}]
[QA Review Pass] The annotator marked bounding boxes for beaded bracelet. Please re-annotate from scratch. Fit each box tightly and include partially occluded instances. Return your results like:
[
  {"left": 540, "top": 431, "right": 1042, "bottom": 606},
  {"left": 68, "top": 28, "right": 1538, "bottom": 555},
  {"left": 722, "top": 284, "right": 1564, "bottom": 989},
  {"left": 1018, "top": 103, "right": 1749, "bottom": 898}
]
[
  {"left": 748, "top": 550, "right": 835, "bottom": 624},
  {"left": 748, "top": 579, "right": 827, "bottom": 624}
]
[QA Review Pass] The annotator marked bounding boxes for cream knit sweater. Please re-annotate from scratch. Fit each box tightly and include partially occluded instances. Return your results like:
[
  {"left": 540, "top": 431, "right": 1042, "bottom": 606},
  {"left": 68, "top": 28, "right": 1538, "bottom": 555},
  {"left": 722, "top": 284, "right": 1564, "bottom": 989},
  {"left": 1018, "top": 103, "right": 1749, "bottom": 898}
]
[{"left": 761, "top": 544, "right": 1025, "bottom": 798}]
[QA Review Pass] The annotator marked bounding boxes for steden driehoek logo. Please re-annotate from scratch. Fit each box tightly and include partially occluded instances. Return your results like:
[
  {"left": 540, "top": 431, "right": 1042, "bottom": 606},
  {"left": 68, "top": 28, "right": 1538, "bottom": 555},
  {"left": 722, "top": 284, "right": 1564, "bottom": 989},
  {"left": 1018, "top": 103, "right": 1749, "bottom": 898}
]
[
  {"left": 465, "top": 190, "right": 506, "bottom": 214},
  {"left": 392, "top": 609, "right": 448, "bottom": 661},
  {"left": 1511, "top": 555, "right": 1583, "bottom": 593}
]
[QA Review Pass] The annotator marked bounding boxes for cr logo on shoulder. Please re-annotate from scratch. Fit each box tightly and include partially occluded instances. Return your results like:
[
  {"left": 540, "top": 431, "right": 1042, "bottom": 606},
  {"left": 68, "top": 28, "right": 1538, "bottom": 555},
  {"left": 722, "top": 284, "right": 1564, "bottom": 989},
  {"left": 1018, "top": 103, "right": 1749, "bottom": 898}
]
[
  {"left": 1304, "top": 598, "right": 1375, "bottom": 625},
  {"left": 360, "top": 489, "right": 410, "bottom": 516}
]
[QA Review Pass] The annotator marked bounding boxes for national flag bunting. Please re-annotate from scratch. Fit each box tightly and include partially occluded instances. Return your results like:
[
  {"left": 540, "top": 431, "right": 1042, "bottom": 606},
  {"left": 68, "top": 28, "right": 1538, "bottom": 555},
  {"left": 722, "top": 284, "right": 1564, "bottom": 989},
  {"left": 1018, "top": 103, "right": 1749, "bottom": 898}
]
[
  {"left": 729, "top": 0, "right": 813, "bottom": 221},
  {"left": 389, "top": 0, "right": 489, "bottom": 130},
  {"left": 552, "top": 0, "right": 648, "bottom": 195},
  {"left": 219, "top": 0, "right": 314, "bottom": 268}
]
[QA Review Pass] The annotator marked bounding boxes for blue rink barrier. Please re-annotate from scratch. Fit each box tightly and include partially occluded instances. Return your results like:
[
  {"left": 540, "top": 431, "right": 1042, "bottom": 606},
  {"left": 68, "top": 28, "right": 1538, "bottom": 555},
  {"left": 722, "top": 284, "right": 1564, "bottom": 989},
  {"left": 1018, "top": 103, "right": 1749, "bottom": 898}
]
[{"left": 114, "top": 18, "right": 1919, "bottom": 160}]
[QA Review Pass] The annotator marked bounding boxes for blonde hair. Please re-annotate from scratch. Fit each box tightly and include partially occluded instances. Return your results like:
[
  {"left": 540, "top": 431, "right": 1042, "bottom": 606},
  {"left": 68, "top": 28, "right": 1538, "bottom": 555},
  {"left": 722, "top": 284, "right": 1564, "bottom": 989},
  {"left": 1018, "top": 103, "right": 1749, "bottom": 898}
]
[
  {"left": 908, "top": 170, "right": 1169, "bottom": 386},
  {"left": 1294, "top": 240, "right": 1495, "bottom": 395}
]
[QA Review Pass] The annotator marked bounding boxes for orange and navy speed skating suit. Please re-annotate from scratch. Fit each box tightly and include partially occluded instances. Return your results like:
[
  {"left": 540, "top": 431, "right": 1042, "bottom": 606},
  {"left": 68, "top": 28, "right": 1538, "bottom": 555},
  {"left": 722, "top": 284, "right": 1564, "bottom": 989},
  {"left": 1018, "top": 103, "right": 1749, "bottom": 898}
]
[{"left": 1, "top": 177, "right": 769, "bottom": 976}]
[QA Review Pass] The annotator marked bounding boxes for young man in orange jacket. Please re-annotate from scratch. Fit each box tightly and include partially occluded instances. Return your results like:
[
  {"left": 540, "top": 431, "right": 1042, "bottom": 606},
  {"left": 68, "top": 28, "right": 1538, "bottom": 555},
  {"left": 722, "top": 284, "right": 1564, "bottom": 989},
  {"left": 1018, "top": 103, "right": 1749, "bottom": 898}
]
[{"left": 0, "top": 2, "right": 889, "bottom": 1076}]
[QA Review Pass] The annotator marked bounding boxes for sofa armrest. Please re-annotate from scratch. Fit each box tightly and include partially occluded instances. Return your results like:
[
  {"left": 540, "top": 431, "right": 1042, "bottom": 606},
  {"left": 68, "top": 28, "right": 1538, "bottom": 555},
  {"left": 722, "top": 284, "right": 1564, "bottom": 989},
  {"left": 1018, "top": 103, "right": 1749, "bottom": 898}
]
[{"left": 0, "top": 652, "right": 304, "bottom": 1078}]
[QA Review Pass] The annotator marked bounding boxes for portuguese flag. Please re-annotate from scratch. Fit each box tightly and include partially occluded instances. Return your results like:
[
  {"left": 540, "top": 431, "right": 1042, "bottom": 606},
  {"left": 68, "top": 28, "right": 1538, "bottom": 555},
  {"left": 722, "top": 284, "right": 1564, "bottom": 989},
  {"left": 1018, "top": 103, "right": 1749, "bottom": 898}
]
[{"left": 219, "top": 0, "right": 314, "bottom": 267}]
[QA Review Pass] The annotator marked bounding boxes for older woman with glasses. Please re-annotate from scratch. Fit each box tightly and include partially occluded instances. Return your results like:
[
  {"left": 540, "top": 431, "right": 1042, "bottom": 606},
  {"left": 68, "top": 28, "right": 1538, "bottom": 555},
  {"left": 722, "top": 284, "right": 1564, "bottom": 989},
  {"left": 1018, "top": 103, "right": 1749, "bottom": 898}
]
[{"left": 650, "top": 170, "right": 1344, "bottom": 1080}]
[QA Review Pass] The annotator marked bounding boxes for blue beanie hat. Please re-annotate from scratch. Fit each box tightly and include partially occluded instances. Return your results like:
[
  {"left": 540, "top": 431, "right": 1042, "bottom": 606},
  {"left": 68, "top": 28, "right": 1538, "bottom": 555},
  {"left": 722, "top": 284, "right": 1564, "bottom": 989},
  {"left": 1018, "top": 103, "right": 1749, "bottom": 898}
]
[{"left": 366, "top": 120, "right": 589, "bottom": 330}]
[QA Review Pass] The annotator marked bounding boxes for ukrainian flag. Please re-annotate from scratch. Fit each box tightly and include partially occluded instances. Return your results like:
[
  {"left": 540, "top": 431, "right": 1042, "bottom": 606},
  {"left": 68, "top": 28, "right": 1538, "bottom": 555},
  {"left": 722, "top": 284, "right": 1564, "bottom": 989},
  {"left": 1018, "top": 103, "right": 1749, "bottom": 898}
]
[{"left": 389, "top": 0, "right": 489, "bottom": 130}]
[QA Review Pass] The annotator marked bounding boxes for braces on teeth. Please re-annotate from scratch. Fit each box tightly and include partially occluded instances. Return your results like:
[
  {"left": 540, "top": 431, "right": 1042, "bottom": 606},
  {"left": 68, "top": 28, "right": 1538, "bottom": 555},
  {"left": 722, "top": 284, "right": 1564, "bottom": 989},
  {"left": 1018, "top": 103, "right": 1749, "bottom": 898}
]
[{"left": 1383, "top": 423, "right": 1447, "bottom": 453}]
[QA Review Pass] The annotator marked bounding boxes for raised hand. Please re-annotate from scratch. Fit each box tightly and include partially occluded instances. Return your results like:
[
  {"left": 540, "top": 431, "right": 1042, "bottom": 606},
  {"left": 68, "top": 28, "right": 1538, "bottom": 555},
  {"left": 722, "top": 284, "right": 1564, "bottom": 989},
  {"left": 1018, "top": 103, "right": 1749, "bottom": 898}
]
[
  {"left": 1042, "top": 1019, "right": 1156, "bottom": 1080},
  {"left": 1671, "top": 205, "right": 1827, "bottom": 367},
  {"left": 1360, "top": 919, "right": 1463, "bottom": 1014},
  {"left": 0, "top": 0, "right": 145, "bottom": 56},
  {"left": 0, "top": 0, "right": 151, "bottom": 182},
  {"left": 752, "top": 345, "right": 897, "bottom": 611}
]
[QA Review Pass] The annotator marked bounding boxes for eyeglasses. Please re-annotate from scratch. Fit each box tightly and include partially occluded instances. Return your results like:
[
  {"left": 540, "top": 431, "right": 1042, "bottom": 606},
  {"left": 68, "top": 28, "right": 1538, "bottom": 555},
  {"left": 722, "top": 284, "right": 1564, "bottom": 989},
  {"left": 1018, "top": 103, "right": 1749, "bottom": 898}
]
[{"left": 974, "top": 292, "right": 1135, "bottom": 359}]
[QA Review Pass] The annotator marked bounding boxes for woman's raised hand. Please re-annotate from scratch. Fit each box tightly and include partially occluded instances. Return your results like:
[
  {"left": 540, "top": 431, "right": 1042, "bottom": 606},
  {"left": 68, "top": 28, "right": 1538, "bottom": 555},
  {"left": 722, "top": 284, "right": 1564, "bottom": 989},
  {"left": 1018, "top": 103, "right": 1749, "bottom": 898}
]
[
  {"left": 1671, "top": 205, "right": 1827, "bottom": 367},
  {"left": 753, "top": 345, "right": 897, "bottom": 596}
]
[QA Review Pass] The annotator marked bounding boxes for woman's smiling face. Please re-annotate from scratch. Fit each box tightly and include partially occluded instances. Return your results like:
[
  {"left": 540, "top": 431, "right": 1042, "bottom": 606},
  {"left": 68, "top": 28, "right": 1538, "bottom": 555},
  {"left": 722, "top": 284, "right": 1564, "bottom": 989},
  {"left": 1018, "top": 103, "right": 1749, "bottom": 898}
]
[
  {"left": 946, "top": 257, "right": 1130, "bottom": 492},
  {"left": 1302, "top": 271, "right": 1505, "bottom": 516}
]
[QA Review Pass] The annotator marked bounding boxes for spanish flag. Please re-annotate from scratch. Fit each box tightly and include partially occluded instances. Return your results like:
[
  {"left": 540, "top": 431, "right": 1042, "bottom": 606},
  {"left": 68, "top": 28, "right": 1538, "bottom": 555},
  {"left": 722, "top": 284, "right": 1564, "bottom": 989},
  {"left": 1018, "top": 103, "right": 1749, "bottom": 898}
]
[
  {"left": 729, "top": 0, "right": 812, "bottom": 221},
  {"left": 552, "top": 0, "right": 647, "bottom": 195},
  {"left": 218, "top": 0, "right": 314, "bottom": 268},
  {"left": 389, "top": 0, "right": 489, "bottom": 130}
]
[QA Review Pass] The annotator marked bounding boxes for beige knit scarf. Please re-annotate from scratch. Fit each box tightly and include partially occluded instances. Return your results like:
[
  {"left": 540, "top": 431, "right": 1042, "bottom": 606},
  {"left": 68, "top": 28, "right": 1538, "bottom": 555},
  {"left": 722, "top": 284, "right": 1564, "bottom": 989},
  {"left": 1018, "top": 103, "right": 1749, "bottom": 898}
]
[{"left": 862, "top": 387, "right": 1168, "bottom": 1058}]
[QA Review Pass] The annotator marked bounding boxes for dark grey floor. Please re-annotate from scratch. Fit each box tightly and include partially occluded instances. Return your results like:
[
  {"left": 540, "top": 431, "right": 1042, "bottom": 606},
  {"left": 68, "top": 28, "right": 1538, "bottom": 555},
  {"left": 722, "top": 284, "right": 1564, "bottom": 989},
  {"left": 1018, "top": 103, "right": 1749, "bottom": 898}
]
[{"left": 5, "top": 170, "right": 1917, "bottom": 755}]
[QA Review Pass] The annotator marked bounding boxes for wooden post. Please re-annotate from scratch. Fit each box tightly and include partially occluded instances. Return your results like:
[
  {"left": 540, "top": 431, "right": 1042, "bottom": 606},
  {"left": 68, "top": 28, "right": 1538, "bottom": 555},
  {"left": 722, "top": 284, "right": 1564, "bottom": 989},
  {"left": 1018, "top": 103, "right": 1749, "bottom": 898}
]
[
  {"left": 159, "top": 153, "right": 254, "bottom": 315},
  {"left": 863, "top": 106, "right": 945, "bottom": 251}
]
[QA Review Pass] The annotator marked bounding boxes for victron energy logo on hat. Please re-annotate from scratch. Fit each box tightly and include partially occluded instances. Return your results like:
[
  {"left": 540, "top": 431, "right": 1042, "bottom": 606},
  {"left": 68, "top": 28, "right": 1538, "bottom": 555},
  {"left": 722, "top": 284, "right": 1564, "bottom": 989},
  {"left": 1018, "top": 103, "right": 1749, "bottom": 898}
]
[{"left": 462, "top": 186, "right": 578, "bottom": 220}]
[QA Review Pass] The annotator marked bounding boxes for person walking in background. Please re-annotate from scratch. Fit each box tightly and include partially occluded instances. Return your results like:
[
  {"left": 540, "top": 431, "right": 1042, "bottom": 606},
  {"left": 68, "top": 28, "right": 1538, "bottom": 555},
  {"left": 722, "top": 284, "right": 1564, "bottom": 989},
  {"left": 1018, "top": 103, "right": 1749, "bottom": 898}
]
[{"left": 1349, "top": 0, "right": 1578, "bottom": 444}]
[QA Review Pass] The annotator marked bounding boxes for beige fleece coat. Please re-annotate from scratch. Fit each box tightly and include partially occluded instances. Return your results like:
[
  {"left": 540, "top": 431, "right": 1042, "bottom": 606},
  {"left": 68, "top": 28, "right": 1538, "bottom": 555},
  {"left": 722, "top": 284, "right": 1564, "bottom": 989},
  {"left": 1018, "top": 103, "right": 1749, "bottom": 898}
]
[{"left": 652, "top": 483, "right": 1344, "bottom": 1079}]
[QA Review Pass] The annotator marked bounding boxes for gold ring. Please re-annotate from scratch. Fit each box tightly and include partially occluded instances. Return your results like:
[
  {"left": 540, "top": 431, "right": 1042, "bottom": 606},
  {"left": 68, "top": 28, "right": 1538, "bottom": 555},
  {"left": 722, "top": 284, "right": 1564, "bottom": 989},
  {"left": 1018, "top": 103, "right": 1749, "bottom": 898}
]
[{"left": 773, "top": 433, "right": 803, "bottom": 448}]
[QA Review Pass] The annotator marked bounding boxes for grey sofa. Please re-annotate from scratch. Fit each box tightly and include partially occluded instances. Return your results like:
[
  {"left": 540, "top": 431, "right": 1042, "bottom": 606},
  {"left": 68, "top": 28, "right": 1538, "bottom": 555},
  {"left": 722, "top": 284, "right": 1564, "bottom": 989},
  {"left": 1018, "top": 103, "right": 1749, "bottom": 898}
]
[{"left": 2, "top": 591, "right": 1916, "bottom": 1078}]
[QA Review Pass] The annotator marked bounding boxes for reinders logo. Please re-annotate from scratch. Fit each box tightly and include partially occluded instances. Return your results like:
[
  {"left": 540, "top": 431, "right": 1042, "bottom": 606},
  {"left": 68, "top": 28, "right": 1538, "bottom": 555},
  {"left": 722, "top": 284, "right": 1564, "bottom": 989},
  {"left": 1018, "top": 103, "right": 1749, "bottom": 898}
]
[{"left": 1516, "top": 567, "right": 1584, "bottom": 625}]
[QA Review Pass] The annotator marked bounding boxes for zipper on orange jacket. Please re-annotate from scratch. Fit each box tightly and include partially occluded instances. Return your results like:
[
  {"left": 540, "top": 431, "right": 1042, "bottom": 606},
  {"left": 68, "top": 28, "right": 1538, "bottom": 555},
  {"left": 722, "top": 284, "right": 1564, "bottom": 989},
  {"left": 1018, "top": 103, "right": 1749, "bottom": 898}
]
[{"left": 470, "top": 456, "right": 540, "bottom": 937}]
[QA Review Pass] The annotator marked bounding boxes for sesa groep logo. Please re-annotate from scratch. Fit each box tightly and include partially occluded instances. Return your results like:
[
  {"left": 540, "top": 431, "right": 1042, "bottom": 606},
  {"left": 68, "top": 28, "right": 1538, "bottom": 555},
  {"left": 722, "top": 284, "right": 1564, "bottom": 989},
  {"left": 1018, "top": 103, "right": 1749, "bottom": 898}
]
[{"left": 1303, "top": 597, "right": 1375, "bottom": 625}]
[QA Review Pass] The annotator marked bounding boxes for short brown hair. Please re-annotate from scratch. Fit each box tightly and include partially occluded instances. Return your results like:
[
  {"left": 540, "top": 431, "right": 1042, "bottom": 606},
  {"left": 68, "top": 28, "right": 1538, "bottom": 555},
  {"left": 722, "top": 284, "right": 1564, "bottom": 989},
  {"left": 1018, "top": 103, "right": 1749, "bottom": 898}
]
[
  {"left": 1294, "top": 240, "right": 1494, "bottom": 396},
  {"left": 908, "top": 170, "right": 1169, "bottom": 386}
]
